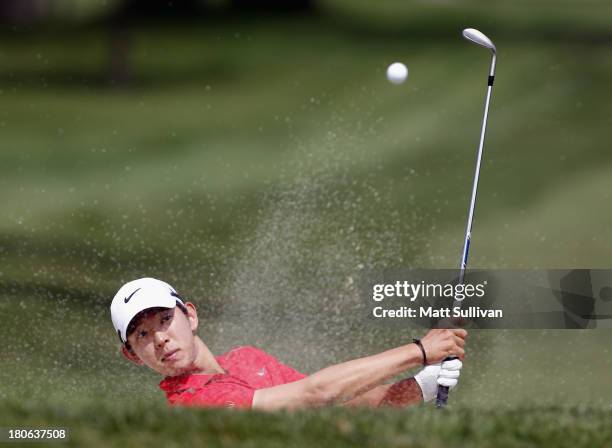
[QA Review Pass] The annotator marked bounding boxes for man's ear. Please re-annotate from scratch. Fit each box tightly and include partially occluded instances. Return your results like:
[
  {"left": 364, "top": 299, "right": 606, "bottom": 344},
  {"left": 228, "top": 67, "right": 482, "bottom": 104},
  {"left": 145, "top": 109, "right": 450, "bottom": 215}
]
[
  {"left": 185, "top": 302, "right": 198, "bottom": 332},
  {"left": 121, "top": 344, "right": 143, "bottom": 365}
]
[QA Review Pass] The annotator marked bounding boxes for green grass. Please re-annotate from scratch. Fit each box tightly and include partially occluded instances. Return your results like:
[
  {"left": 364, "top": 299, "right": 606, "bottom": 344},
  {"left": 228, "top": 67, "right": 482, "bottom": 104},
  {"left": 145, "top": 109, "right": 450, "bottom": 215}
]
[
  {"left": 2, "top": 19, "right": 612, "bottom": 287},
  {"left": 2, "top": 401, "right": 611, "bottom": 448}
]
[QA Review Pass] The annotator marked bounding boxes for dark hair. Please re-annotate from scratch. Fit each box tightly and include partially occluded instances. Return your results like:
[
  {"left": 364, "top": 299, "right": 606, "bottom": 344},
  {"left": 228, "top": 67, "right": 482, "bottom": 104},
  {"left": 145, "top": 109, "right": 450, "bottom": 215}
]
[{"left": 125, "top": 300, "right": 188, "bottom": 351}]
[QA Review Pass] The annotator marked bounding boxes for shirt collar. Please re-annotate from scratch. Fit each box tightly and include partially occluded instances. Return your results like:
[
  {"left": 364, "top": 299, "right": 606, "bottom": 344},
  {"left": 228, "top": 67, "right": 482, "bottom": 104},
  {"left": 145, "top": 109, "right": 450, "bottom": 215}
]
[{"left": 159, "top": 355, "right": 228, "bottom": 394}]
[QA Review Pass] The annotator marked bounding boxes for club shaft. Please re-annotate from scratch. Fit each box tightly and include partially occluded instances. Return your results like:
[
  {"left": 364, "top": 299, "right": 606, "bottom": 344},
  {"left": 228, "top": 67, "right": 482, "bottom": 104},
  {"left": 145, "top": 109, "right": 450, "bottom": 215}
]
[
  {"left": 436, "top": 52, "right": 496, "bottom": 409},
  {"left": 459, "top": 81, "right": 493, "bottom": 281}
]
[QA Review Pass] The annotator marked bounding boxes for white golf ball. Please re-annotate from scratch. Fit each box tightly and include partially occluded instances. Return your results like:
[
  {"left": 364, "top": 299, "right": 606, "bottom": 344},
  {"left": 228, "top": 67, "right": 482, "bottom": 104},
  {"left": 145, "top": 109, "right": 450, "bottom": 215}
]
[{"left": 386, "top": 62, "right": 408, "bottom": 84}]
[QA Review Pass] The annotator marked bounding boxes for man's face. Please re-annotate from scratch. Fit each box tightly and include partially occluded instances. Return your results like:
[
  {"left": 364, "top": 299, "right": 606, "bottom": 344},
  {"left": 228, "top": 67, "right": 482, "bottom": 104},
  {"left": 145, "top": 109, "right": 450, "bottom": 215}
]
[{"left": 125, "top": 305, "right": 199, "bottom": 377}]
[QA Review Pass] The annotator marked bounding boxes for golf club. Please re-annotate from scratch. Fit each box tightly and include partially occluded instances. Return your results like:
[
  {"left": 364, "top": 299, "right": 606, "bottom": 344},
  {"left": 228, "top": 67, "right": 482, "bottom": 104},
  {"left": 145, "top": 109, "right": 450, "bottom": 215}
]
[{"left": 435, "top": 28, "right": 497, "bottom": 409}]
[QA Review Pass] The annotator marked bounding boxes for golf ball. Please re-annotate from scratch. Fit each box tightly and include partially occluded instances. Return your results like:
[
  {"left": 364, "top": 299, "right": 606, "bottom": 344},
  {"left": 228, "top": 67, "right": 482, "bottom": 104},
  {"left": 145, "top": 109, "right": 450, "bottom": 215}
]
[{"left": 386, "top": 62, "right": 408, "bottom": 84}]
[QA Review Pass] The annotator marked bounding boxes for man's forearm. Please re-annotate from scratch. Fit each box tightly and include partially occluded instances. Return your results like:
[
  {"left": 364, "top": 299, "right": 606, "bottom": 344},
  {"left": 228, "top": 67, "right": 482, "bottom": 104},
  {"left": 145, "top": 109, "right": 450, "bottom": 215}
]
[
  {"left": 306, "top": 343, "right": 423, "bottom": 405},
  {"left": 343, "top": 378, "right": 423, "bottom": 408},
  {"left": 379, "top": 378, "right": 423, "bottom": 407}
]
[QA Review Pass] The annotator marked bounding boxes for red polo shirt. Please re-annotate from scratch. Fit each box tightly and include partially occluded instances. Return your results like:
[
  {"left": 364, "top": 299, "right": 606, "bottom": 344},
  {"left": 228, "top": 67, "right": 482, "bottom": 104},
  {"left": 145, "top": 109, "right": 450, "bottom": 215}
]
[{"left": 159, "top": 346, "right": 306, "bottom": 408}]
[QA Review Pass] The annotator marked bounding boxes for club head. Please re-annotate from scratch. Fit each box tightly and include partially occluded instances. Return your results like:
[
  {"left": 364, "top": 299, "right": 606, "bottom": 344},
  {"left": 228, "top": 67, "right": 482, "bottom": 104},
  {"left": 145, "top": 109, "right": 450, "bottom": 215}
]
[{"left": 462, "top": 28, "right": 496, "bottom": 53}]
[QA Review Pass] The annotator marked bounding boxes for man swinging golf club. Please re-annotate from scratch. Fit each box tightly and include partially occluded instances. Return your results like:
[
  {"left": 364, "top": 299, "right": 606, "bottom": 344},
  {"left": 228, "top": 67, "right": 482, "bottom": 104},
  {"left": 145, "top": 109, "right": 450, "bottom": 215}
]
[{"left": 111, "top": 277, "right": 466, "bottom": 409}]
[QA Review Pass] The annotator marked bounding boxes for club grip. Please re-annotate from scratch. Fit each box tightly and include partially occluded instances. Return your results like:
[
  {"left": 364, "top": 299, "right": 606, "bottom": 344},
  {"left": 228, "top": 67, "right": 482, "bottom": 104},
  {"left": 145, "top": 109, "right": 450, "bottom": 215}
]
[{"left": 435, "top": 356, "right": 457, "bottom": 408}]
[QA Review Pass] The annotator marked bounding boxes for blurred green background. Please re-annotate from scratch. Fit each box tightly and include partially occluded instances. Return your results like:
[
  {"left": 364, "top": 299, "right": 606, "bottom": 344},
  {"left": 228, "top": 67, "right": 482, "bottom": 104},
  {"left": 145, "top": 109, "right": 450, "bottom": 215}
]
[{"left": 1, "top": 0, "right": 612, "bottom": 421}]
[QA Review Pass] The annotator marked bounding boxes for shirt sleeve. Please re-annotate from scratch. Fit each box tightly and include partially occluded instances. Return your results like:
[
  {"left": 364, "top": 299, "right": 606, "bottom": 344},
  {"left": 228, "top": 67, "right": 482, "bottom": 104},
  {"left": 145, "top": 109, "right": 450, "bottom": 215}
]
[
  {"left": 169, "top": 382, "right": 255, "bottom": 409},
  {"left": 276, "top": 360, "right": 307, "bottom": 383}
]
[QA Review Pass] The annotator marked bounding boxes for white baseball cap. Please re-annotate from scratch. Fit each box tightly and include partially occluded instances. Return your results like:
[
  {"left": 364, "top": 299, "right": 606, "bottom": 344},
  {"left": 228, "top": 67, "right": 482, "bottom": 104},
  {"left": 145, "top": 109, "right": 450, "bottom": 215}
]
[{"left": 110, "top": 277, "right": 185, "bottom": 344}]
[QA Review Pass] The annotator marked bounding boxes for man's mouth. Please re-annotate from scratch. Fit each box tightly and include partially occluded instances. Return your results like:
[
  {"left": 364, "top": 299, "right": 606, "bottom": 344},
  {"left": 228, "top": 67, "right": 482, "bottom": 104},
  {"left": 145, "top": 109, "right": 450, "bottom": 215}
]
[{"left": 161, "top": 349, "right": 179, "bottom": 363}]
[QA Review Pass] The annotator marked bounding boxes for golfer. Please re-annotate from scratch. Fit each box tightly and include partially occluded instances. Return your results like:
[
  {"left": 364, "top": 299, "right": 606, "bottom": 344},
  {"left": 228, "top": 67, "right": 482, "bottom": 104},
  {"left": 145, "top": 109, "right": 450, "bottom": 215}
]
[{"left": 111, "top": 278, "right": 466, "bottom": 409}]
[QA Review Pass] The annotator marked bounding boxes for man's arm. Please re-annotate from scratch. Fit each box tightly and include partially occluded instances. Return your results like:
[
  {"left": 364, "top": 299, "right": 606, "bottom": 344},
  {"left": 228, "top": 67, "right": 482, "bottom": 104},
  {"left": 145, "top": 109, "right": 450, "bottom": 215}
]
[
  {"left": 252, "top": 329, "right": 466, "bottom": 411},
  {"left": 343, "top": 378, "right": 423, "bottom": 408},
  {"left": 252, "top": 343, "right": 423, "bottom": 410}
]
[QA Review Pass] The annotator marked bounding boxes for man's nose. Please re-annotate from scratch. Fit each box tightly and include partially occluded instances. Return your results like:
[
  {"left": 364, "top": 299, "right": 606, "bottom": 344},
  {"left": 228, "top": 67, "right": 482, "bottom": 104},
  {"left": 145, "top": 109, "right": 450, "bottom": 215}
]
[{"left": 154, "top": 331, "right": 169, "bottom": 348}]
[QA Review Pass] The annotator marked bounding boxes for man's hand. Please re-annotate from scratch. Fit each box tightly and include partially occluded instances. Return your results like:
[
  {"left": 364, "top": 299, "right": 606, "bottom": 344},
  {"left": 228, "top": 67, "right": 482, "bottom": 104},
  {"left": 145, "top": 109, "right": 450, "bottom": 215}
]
[
  {"left": 414, "top": 359, "right": 463, "bottom": 402},
  {"left": 419, "top": 329, "right": 467, "bottom": 364}
]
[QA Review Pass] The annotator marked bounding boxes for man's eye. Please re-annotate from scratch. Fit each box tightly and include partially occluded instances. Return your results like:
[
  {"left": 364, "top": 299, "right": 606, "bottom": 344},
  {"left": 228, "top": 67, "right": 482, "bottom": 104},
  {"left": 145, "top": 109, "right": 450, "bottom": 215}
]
[
  {"left": 138, "top": 330, "right": 148, "bottom": 338},
  {"left": 162, "top": 315, "right": 171, "bottom": 322}
]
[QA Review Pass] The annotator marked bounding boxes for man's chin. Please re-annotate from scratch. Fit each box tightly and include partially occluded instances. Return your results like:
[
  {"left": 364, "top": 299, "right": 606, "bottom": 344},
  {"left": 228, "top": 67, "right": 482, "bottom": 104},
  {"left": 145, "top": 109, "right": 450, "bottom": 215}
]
[{"left": 160, "top": 362, "right": 191, "bottom": 377}]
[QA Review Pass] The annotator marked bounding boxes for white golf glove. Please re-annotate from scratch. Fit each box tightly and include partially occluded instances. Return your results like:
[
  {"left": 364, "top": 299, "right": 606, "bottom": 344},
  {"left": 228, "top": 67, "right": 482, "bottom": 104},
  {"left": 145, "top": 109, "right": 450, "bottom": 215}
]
[{"left": 413, "top": 359, "right": 463, "bottom": 402}]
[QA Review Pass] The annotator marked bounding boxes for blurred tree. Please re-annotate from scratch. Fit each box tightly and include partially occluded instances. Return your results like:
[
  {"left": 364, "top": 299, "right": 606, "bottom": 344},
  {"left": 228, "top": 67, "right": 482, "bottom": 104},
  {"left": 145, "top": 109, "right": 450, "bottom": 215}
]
[
  {"left": 115, "top": 0, "right": 316, "bottom": 17},
  {"left": 106, "top": 0, "right": 317, "bottom": 87},
  {"left": 0, "top": 0, "right": 49, "bottom": 24},
  {"left": 230, "top": 0, "right": 315, "bottom": 13},
  {"left": 107, "top": 0, "right": 206, "bottom": 87},
  {"left": 109, "top": 24, "right": 131, "bottom": 86},
  {"left": 115, "top": 0, "right": 206, "bottom": 19}
]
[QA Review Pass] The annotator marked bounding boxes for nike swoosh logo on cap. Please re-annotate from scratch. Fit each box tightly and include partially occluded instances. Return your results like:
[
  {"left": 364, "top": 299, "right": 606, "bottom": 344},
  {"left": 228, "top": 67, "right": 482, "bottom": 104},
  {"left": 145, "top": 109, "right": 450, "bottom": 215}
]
[{"left": 124, "top": 288, "right": 141, "bottom": 304}]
